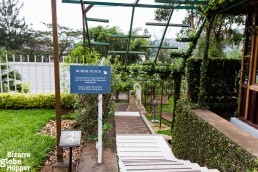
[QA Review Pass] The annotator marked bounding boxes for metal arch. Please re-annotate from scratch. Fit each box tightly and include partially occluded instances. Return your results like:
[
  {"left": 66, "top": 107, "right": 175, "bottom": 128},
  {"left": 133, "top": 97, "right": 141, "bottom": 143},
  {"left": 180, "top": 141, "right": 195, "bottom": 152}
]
[
  {"left": 80, "top": 1, "right": 91, "bottom": 63},
  {"left": 146, "top": 22, "right": 190, "bottom": 27},
  {"left": 110, "top": 34, "right": 151, "bottom": 38},
  {"left": 85, "top": 15, "right": 91, "bottom": 50},
  {"left": 86, "top": 17, "right": 109, "bottom": 23},
  {"left": 125, "top": 0, "right": 140, "bottom": 67},
  {"left": 63, "top": 0, "right": 199, "bottom": 9},
  {"left": 141, "top": 45, "right": 178, "bottom": 49},
  {"left": 85, "top": 16, "right": 110, "bottom": 52},
  {"left": 155, "top": 0, "right": 207, "bottom": 4},
  {"left": 79, "top": 2, "right": 111, "bottom": 59},
  {"left": 154, "top": 0, "right": 190, "bottom": 64},
  {"left": 52, "top": 0, "right": 207, "bottom": 164},
  {"left": 63, "top": 0, "right": 207, "bottom": 66}
]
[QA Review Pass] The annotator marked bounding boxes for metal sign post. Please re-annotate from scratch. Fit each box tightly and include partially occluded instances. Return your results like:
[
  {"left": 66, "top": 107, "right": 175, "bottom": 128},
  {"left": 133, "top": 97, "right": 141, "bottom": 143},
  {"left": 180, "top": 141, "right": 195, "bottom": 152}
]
[
  {"left": 70, "top": 65, "right": 111, "bottom": 164},
  {"left": 97, "top": 93, "right": 103, "bottom": 163}
]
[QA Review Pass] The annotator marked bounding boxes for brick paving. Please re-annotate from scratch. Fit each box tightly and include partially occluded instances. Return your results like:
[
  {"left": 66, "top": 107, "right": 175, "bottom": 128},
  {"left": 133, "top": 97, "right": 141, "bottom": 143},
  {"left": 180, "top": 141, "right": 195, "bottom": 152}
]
[
  {"left": 115, "top": 92, "right": 150, "bottom": 134},
  {"left": 115, "top": 116, "right": 150, "bottom": 134},
  {"left": 115, "top": 103, "right": 129, "bottom": 111},
  {"left": 161, "top": 112, "right": 172, "bottom": 122}
]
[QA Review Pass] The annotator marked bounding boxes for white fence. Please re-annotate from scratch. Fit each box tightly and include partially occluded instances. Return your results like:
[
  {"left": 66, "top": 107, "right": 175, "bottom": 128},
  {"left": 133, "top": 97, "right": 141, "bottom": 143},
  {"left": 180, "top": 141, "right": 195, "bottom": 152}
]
[{"left": 0, "top": 55, "right": 71, "bottom": 94}]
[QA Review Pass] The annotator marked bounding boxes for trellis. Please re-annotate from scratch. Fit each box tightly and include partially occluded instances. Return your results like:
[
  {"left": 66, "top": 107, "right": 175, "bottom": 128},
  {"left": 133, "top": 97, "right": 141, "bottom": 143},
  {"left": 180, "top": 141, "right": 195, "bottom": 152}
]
[
  {"left": 50, "top": 0, "right": 258, "bottom": 166},
  {"left": 53, "top": 0, "right": 209, "bottom": 163},
  {"left": 62, "top": 0, "right": 208, "bottom": 66}
]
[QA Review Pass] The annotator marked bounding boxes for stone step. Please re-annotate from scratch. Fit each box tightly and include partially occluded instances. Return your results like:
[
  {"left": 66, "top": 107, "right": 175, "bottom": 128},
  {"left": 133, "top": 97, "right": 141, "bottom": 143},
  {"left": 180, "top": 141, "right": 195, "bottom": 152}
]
[{"left": 117, "top": 135, "right": 219, "bottom": 172}]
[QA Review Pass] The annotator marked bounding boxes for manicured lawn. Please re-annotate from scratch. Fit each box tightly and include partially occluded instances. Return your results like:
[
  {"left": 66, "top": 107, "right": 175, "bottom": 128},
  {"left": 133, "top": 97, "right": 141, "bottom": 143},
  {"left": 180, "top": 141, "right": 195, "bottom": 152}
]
[
  {"left": 157, "top": 129, "right": 171, "bottom": 136},
  {"left": 145, "top": 95, "right": 174, "bottom": 113},
  {"left": 145, "top": 114, "right": 171, "bottom": 128},
  {"left": 0, "top": 109, "right": 56, "bottom": 172},
  {"left": 144, "top": 96, "right": 173, "bottom": 136}
]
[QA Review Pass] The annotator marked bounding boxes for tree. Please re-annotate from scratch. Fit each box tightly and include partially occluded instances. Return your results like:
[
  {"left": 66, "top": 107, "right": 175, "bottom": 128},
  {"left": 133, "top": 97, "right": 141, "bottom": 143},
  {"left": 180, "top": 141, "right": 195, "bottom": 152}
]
[
  {"left": 23, "top": 23, "right": 82, "bottom": 59},
  {"left": 0, "top": 0, "right": 30, "bottom": 50},
  {"left": 127, "top": 28, "right": 149, "bottom": 64},
  {"left": 156, "top": 8, "right": 245, "bottom": 58},
  {"left": 89, "top": 25, "right": 122, "bottom": 57},
  {"left": 88, "top": 26, "right": 148, "bottom": 66},
  {"left": 65, "top": 45, "right": 101, "bottom": 64},
  {"left": 111, "top": 28, "right": 149, "bottom": 65},
  {"left": 90, "top": 25, "right": 121, "bottom": 43}
]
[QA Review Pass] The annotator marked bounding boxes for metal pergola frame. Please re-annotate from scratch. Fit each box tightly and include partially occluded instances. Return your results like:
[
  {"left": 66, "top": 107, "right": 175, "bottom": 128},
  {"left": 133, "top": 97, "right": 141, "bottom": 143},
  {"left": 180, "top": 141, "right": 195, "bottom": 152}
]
[
  {"left": 51, "top": 0, "right": 208, "bottom": 163},
  {"left": 63, "top": 0, "right": 208, "bottom": 65},
  {"left": 63, "top": 0, "right": 205, "bottom": 8}
]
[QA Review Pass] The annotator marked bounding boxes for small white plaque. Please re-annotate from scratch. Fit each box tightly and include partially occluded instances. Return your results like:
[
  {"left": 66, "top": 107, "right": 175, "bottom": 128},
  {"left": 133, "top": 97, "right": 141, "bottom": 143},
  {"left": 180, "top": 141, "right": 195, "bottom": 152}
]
[{"left": 59, "top": 130, "right": 81, "bottom": 147}]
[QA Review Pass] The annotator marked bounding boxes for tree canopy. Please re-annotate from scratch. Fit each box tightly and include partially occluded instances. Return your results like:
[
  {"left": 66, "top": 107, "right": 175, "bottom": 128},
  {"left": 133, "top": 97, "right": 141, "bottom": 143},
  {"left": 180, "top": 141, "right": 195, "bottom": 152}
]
[
  {"left": 0, "top": 0, "right": 30, "bottom": 50},
  {"left": 24, "top": 23, "right": 82, "bottom": 57}
]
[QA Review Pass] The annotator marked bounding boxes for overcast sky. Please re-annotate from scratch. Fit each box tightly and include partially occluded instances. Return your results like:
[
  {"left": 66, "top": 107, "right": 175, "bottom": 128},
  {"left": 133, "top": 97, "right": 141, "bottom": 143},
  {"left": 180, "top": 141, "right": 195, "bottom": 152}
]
[{"left": 20, "top": 0, "right": 187, "bottom": 38}]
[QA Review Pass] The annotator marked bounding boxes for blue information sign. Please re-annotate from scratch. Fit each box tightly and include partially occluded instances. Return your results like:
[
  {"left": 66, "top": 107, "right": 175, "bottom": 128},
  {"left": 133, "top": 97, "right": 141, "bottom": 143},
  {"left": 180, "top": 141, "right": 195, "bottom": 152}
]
[{"left": 70, "top": 65, "right": 111, "bottom": 94}]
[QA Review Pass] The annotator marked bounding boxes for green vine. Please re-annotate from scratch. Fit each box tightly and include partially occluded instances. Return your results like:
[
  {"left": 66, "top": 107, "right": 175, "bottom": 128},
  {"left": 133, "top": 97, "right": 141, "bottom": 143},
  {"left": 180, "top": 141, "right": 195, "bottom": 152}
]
[
  {"left": 198, "top": 0, "right": 245, "bottom": 16},
  {"left": 198, "top": 15, "right": 215, "bottom": 106},
  {"left": 173, "top": 100, "right": 258, "bottom": 171},
  {"left": 170, "top": 51, "right": 185, "bottom": 58}
]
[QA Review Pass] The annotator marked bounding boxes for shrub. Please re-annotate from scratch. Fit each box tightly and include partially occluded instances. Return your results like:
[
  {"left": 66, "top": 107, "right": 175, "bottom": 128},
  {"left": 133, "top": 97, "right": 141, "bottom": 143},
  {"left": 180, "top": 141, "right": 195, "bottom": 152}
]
[
  {"left": 61, "top": 94, "right": 78, "bottom": 109},
  {"left": 186, "top": 57, "right": 241, "bottom": 116},
  {"left": 75, "top": 94, "right": 113, "bottom": 140},
  {"left": 186, "top": 58, "right": 241, "bottom": 104},
  {"left": 172, "top": 100, "right": 258, "bottom": 172},
  {"left": 0, "top": 93, "right": 78, "bottom": 109}
]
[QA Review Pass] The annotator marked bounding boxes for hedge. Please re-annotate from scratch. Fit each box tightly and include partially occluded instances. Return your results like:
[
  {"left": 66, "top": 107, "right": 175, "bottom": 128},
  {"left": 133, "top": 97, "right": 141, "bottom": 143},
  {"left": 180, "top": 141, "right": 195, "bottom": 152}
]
[
  {"left": 186, "top": 58, "right": 241, "bottom": 104},
  {"left": 172, "top": 100, "right": 258, "bottom": 172},
  {"left": 0, "top": 93, "right": 78, "bottom": 109}
]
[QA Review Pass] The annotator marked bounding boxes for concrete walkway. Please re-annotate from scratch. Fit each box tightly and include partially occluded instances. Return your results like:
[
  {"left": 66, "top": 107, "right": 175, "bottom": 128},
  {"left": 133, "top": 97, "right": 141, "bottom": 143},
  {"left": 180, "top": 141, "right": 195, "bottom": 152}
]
[
  {"left": 114, "top": 96, "right": 219, "bottom": 172},
  {"left": 114, "top": 111, "right": 219, "bottom": 172},
  {"left": 77, "top": 94, "right": 138, "bottom": 172},
  {"left": 77, "top": 92, "right": 219, "bottom": 172},
  {"left": 77, "top": 142, "right": 118, "bottom": 172}
]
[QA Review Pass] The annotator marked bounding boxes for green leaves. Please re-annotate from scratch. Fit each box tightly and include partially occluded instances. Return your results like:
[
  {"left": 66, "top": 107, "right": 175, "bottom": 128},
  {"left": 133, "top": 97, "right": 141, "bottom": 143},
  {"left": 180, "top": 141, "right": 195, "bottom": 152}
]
[
  {"left": 0, "top": 0, "right": 30, "bottom": 50},
  {"left": 127, "top": 59, "right": 184, "bottom": 81},
  {"left": 0, "top": 93, "right": 78, "bottom": 109},
  {"left": 186, "top": 57, "right": 241, "bottom": 104},
  {"left": 199, "top": 0, "right": 245, "bottom": 16},
  {"left": 172, "top": 100, "right": 258, "bottom": 171}
]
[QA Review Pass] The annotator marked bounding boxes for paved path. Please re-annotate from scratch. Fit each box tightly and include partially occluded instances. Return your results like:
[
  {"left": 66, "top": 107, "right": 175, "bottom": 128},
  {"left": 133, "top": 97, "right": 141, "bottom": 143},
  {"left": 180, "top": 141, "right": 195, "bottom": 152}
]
[
  {"left": 77, "top": 142, "right": 118, "bottom": 172},
  {"left": 77, "top": 94, "right": 219, "bottom": 172},
  {"left": 115, "top": 112, "right": 150, "bottom": 135},
  {"left": 116, "top": 135, "right": 219, "bottom": 172},
  {"left": 115, "top": 103, "right": 129, "bottom": 111},
  {"left": 115, "top": 102, "right": 219, "bottom": 172}
]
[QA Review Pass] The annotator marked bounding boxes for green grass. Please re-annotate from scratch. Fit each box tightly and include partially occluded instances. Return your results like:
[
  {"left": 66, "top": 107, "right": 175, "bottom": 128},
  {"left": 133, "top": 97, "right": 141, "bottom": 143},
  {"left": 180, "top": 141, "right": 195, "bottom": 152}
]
[
  {"left": 145, "top": 95, "right": 174, "bottom": 113},
  {"left": 61, "top": 112, "right": 77, "bottom": 120},
  {"left": 157, "top": 129, "right": 171, "bottom": 136},
  {"left": 145, "top": 114, "right": 171, "bottom": 127},
  {"left": 0, "top": 109, "right": 56, "bottom": 172}
]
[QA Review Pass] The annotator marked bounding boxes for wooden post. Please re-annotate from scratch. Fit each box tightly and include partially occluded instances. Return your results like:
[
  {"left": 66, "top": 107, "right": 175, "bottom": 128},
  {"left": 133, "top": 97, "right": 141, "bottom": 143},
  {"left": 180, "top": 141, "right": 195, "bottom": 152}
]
[{"left": 51, "top": 0, "right": 63, "bottom": 163}]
